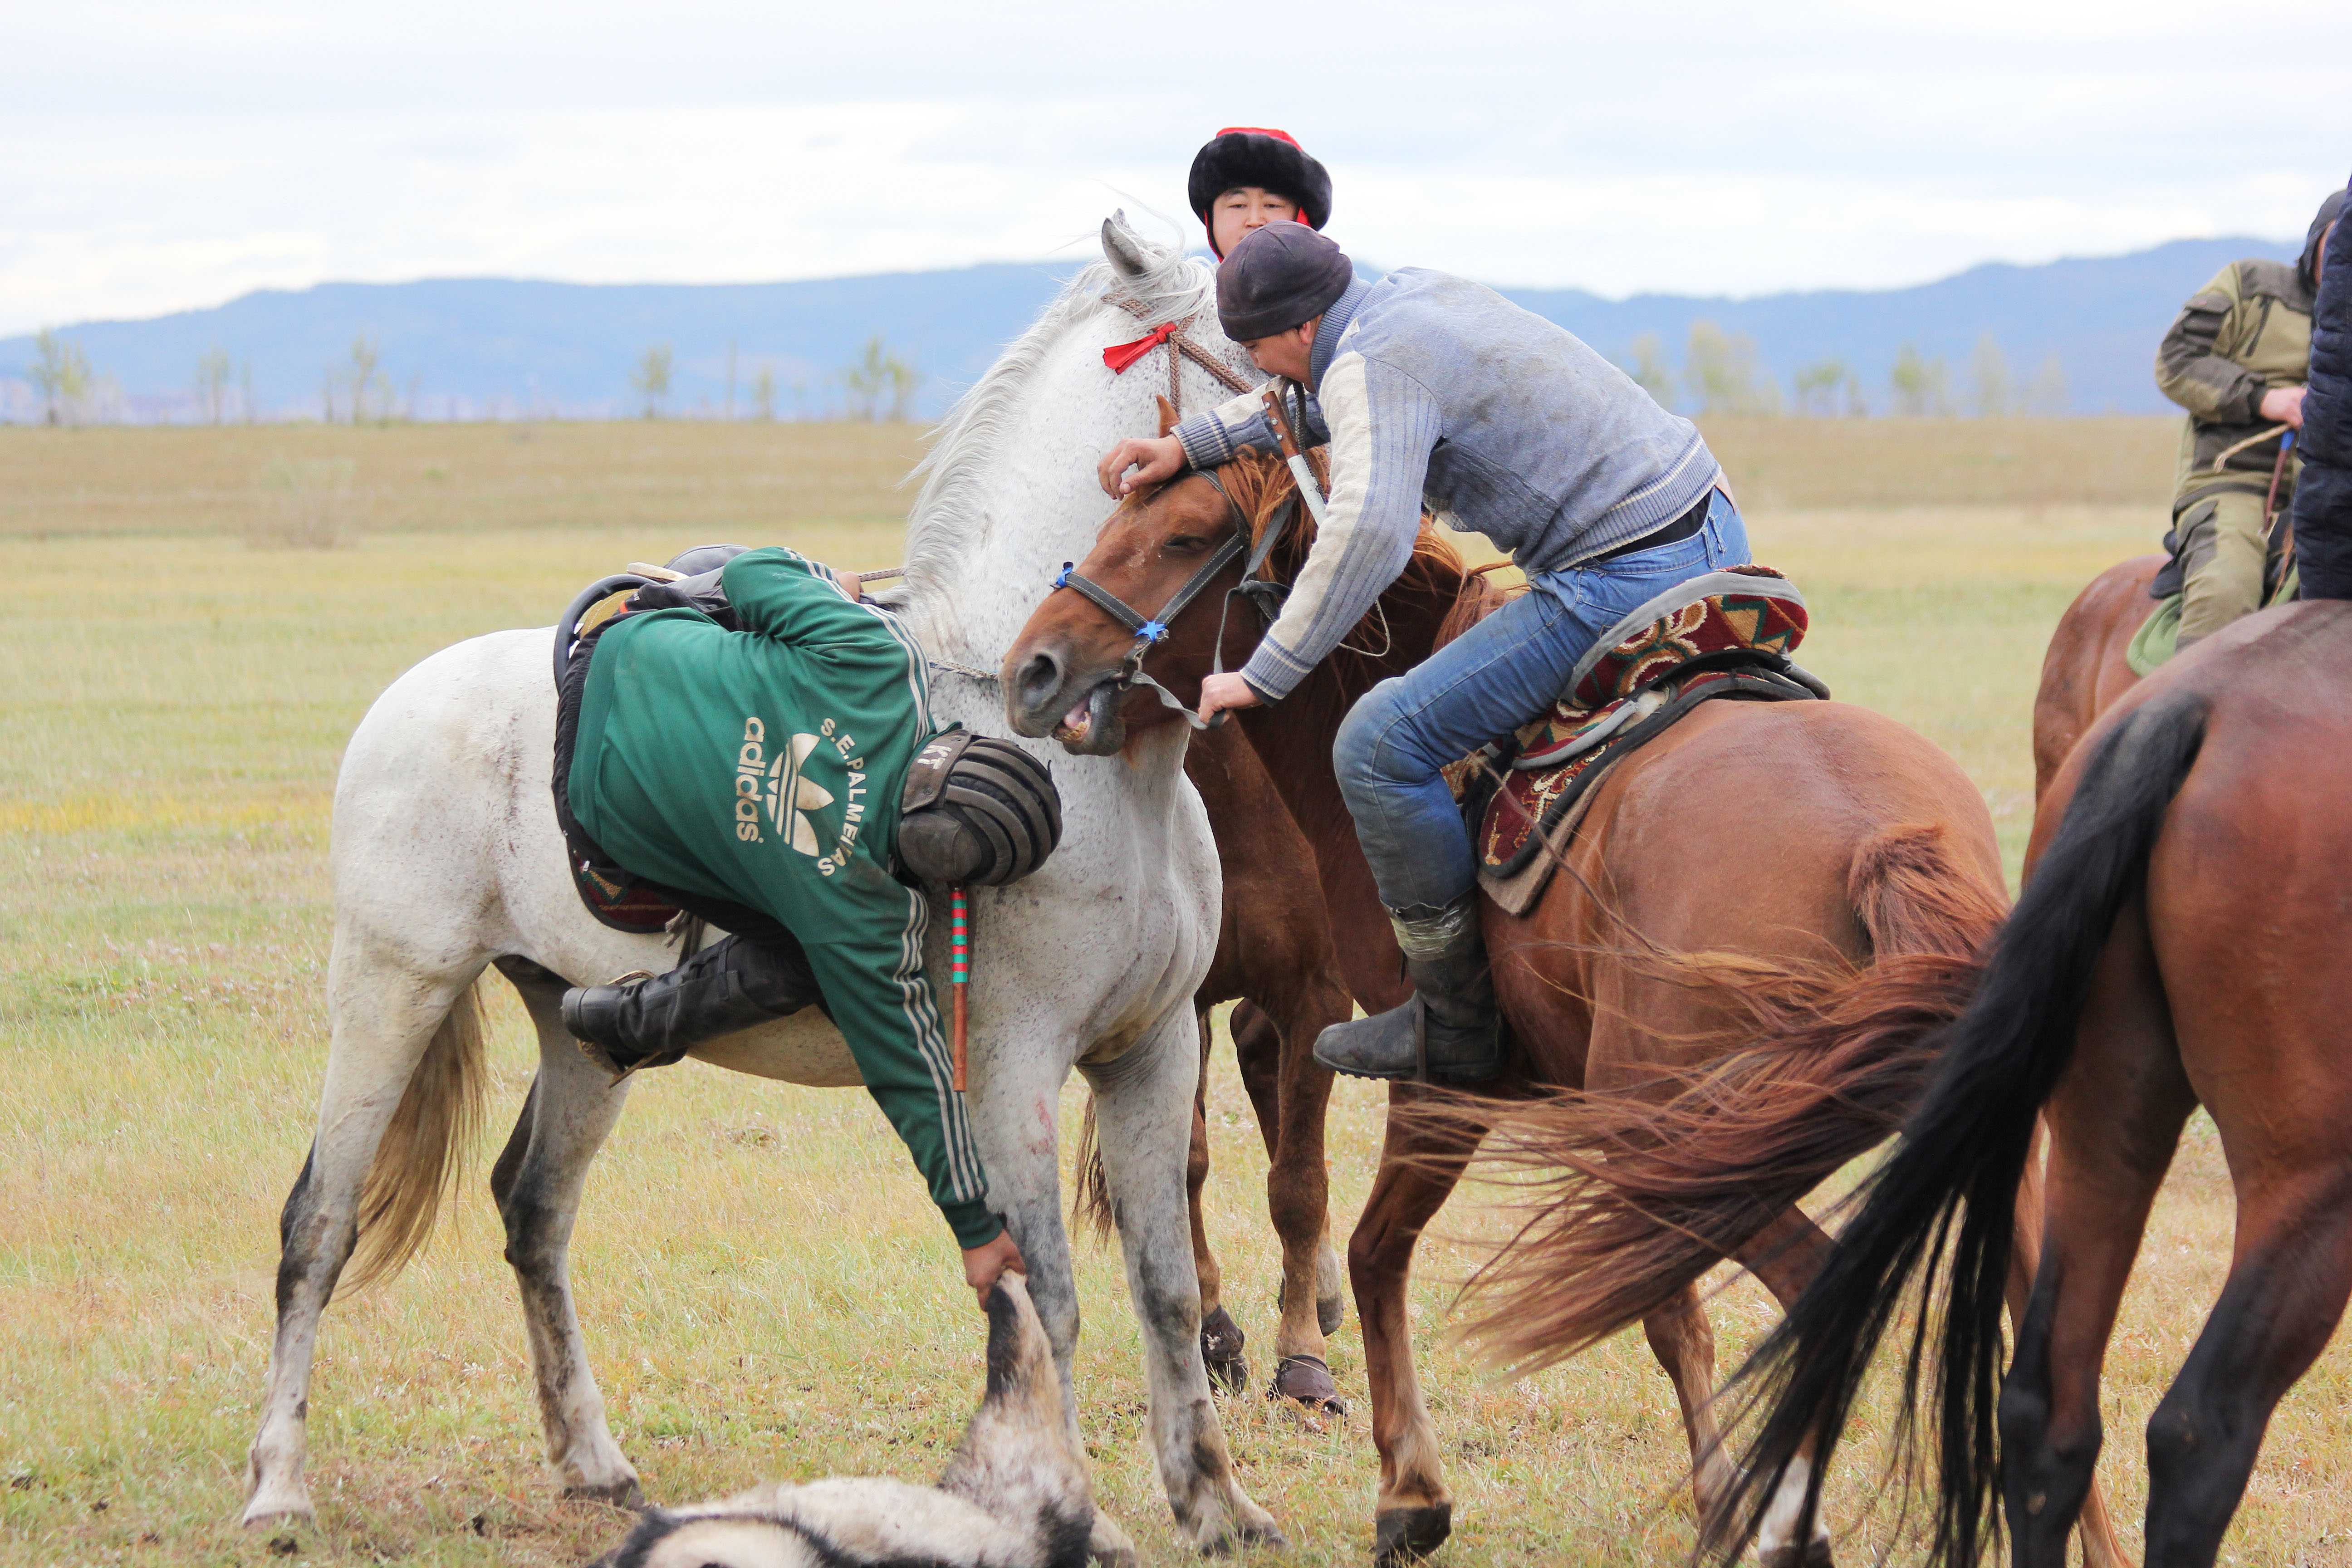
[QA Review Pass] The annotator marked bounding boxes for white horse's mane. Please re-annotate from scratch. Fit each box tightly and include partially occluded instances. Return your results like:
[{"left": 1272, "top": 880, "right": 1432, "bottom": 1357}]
[{"left": 902, "top": 221, "right": 1215, "bottom": 603}]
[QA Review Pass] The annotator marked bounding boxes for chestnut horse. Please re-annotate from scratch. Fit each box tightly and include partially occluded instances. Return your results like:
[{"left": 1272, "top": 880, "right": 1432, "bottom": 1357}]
[
  {"left": 2032, "top": 556, "right": 2163, "bottom": 800},
  {"left": 1171, "top": 727, "right": 1352, "bottom": 1400},
  {"left": 1690, "top": 600, "right": 2352, "bottom": 1568},
  {"left": 1000, "top": 451, "right": 2098, "bottom": 1566}
]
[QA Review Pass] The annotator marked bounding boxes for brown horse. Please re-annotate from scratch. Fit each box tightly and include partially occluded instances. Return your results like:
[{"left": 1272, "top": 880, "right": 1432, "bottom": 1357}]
[
  {"left": 2032, "top": 555, "right": 2162, "bottom": 800},
  {"left": 1653, "top": 600, "right": 2352, "bottom": 1568},
  {"left": 1172, "top": 727, "right": 1352, "bottom": 1400},
  {"left": 1001, "top": 451, "right": 2086, "bottom": 1566}
]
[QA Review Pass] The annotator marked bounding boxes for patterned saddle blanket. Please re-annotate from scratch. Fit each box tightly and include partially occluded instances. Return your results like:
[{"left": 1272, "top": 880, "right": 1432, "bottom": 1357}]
[{"left": 1470, "top": 566, "right": 1826, "bottom": 895}]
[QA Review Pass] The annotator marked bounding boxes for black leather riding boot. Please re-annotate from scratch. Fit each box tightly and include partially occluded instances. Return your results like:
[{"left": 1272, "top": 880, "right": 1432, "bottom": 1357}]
[
  {"left": 1312, "top": 899, "right": 1502, "bottom": 1083},
  {"left": 563, "top": 934, "right": 824, "bottom": 1082}
]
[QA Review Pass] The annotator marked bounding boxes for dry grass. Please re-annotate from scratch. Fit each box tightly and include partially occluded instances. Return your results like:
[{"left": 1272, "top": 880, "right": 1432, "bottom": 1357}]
[
  {"left": 3, "top": 419, "right": 2341, "bottom": 1568},
  {"left": 0, "top": 421, "right": 926, "bottom": 540}
]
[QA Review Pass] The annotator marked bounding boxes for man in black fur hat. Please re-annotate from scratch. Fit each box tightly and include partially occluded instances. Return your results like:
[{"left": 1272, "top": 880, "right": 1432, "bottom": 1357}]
[{"left": 1189, "top": 126, "right": 1332, "bottom": 259}]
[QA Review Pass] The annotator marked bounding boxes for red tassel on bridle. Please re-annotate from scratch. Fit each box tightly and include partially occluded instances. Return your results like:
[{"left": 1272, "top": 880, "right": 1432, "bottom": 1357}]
[{"left": 1103, "top": 320, "right": 1182, "bottom": 375}]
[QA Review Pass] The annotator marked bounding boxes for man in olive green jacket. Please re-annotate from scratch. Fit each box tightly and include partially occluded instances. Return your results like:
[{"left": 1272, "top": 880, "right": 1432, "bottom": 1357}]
[{"left": 2154, "top": 191, "right": 2344, "bottom": 642}]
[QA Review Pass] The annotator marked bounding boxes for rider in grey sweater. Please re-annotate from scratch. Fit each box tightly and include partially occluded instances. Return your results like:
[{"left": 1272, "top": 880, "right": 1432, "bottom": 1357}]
[
  {"left": 1172, "top": 265, "right": 1722, "bottom": 703},
  {"left": 1098, "top": 223, "right": 1749, "bottom": 1082}
]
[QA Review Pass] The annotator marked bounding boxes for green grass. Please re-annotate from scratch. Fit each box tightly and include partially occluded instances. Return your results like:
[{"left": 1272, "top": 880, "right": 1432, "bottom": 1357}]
[{"left": 3, "top": 421, "right": 2342, "bottom": 1567}]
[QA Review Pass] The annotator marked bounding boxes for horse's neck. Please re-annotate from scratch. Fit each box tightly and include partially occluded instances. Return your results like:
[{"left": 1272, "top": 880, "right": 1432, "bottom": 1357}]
[
  {"left": 1235, "top": 572, "right": 1467, "bottom": 1004},
  {"left": 897, "top": 270, "right": 1225, "bottom": 741}
]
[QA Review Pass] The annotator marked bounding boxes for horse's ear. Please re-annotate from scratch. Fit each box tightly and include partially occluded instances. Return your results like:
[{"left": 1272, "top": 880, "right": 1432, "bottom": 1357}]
[
  {"left": 1102, "top": 211, "right": 1151, "bottom": 279},
  {"left": 1155, "top": 395, "right": 1179, "bottom": 438}
]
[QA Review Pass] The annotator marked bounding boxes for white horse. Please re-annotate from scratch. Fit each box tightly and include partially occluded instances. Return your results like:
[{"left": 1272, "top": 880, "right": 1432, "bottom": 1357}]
[{"left": 240, "top": 214, "right": 1280, "bottom": 1560}]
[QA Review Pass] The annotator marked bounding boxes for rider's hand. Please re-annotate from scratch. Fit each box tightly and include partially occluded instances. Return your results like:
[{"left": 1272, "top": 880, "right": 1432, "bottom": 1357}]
[
  {"left": 2260, "top": 385, "right": 2308, "bottom": 429},
  {"left": 833, "top": 568, "right": 863, "bottom": 601},
  {"left": 1196, "top": 672, "right": 1264, "bottom": 724},
  {"left": 962, "top": 1230, "right": 1027, "bottom": 1310},
  {"left": 1098, "top": 436, "right": 1186, "bottom": 498}
]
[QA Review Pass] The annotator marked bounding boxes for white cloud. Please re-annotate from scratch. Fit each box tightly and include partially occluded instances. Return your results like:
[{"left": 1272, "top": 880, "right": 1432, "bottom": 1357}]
[{"left": 2, "top": 0, "right": 2348, "bottom": 333}]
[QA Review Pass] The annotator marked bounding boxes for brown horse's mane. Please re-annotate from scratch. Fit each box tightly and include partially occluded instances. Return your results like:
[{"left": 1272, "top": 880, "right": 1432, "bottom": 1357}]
[{"left": 1202, "top": 449, "right": 1513, "bottom": 743}]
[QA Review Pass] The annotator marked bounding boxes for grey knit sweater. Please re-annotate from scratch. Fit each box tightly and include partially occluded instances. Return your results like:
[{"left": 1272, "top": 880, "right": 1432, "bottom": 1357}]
[{"left": 1173, "top": 270, "right": 1720, "bottom": 701}]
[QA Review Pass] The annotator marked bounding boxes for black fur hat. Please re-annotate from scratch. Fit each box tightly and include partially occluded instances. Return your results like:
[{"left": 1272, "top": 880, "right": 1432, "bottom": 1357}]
[{"left": 1189, "top": 127, "right": 1332, "bottom": 256}]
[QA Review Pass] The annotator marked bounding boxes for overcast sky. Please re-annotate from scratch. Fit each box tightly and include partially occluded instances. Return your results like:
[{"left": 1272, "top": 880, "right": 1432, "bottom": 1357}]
[{"left": 5, "top": 0, "right": 2349, "bottom": 336}]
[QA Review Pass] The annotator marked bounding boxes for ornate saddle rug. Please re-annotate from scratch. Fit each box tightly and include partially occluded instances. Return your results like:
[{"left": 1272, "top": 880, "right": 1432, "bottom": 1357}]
[{"left": 1470, "top": 567, "right": 1826, "bottom": 911}]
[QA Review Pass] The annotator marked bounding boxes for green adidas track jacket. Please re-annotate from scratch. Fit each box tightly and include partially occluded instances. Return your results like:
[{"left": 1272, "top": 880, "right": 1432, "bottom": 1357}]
[{"left": 567, "top": 548, "right": 998, "bottom": 1249}]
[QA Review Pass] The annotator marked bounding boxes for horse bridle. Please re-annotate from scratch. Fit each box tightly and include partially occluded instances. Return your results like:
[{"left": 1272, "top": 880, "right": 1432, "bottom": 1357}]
[{"left": 1051, "top": 466, "right": 1297, "bottom": 729}]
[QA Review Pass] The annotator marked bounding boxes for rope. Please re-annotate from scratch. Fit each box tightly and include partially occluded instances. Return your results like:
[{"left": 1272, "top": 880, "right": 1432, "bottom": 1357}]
[
  {"left": 1102, "top": 292, "right": 1256, "bottom": 405},
  {"left": 2210, "top": 423, "right": 2293, "bottom": 473}
]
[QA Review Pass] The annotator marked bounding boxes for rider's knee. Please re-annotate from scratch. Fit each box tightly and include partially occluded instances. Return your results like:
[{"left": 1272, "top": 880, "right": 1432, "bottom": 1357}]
[{"left": 1333, "top": 677, "right": 1411, "bottom": 787}]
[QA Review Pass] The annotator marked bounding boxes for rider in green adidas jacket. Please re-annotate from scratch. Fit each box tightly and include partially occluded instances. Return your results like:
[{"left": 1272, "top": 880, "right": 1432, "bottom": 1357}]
[{"left": 564, "top": 547, "right": 1061, "bottom": 1299}]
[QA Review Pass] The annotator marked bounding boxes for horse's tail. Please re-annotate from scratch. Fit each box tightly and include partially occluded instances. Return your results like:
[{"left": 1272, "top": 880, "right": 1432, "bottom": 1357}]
[
  {"left": 1452, "top": 821, "right": 2006, "bottom": 1373},
  {"left": 341, "top": 980, "right": 490, "bottom": 1294},
  {"left": 1069, "top": 1093, "right": 1114, "bottom": 1242},
  {"left": 1719, "top": 688, "right": 2209, "bottom": 1566}
]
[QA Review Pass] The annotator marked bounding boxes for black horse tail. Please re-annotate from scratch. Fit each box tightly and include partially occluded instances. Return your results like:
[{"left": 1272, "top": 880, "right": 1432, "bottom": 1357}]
[{"left": 1714, "top": 687, "right": 2210, "bottom": 1566}]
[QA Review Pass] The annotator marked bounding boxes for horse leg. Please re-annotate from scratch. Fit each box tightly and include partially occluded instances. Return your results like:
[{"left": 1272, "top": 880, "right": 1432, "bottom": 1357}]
[
  {"left": 1187, "top": 1005, "right": 1249, "bottom": 1394},
  {"left": 1353, "top": 1089, "right": 1484, "bottom": 1568},
  {"left": 1086, "top": 1006, "right": 1283, "bottom": 1553},
  {"left": 486, "top": 958, "right": 642, "bottom": 1503},
  {"left": 244, "top": 949, "right": 481, "bottom": 1526},
  {"left": 1999, "top": 910, "right": 2192, "bottom": 1568},
  {"left": 1637, "top": 1285, "right": 1749, "bottom": 1542},
  {"left": 2003, "top": 1119, "right": 2129, "bottom": 1568},
  {"left": 2141, "top": 1169, "right": 2352, "bottom": 1566},
  {"left": 1730, "top": 1209, "right": 1839, "bottom": 1566},
  {"left": 965, "top": 1015, "right": 1137, "bottom": 1568}
]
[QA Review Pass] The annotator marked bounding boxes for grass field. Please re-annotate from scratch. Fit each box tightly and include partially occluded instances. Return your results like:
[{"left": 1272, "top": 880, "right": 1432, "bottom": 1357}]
[{"left": 3, "top": 417, "right": 2344, "bottom": 1568}]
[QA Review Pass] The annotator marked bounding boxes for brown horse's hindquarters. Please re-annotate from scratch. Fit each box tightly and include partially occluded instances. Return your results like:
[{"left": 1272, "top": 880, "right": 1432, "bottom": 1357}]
[{"left": 1459, "top": 700, "right": 2010, "bottom": 1372}]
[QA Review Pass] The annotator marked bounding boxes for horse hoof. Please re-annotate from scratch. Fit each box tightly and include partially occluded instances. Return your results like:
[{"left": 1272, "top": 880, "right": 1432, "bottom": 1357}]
[
  {"left": 1087, "top": 1511, "right": 1141, "bottom": 1568},
  {"left": 1201, "top": 1306, "right": 1250, "bottom": 1396},
  {"left": 562, "top": 1477, "right": 646, "bottom": 1509},
  {"left": 1317, "top": 1242, "right": 1348, "bottom": 1335},
  {"left": 239, "top": 1485, "right": 314, "bottom": 1529},
  {"left": 1267, "top": 1354, "right": 1347, "bottom": 1417},
  {"left": 1372, "top": 1504, "right": 1451, "bottom": 1566},
  {"left": 1202, "top": 1516, "right": 1289, "bottom": 1556}
]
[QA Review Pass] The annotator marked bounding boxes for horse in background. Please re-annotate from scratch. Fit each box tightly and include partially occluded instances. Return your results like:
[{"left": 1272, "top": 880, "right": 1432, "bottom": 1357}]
[
  {"left": 240, "top": 215, "right": 1279, "bottom": 1560},
  {"left": 1003, "top": 451, "right": 2131, "bottom": 1566},
  {"left": 2032, "top": 555, "right": 2163, "bottom": 798}
]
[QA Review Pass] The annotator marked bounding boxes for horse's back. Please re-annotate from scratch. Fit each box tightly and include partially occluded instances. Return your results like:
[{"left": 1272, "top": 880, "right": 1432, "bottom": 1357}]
[
  {"left": 332, "top": 627, "right": 554, "bottom": 934},
  {"left": 2033, "top": 555, "right": 2163, "bottom": 801},
  {"left": 1498, "top": 696, "right": 2002, "bottom": 1064}
]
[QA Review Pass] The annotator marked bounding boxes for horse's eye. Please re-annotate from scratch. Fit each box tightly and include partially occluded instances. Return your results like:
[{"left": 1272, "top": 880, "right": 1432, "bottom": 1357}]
[{"left": 1165, "top": 535, "right": 1210, "bottom": 556}]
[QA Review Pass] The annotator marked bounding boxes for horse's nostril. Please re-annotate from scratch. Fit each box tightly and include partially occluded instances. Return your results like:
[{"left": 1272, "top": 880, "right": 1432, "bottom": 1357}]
[{"left": 1016, "top": 650, "right": 1063, "bottom": 708}]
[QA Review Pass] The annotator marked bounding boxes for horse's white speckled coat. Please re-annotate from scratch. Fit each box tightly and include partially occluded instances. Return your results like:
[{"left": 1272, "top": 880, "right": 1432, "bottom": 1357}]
[{"left": 241, "top": 215, "right": 1279, "bottom": 1560}]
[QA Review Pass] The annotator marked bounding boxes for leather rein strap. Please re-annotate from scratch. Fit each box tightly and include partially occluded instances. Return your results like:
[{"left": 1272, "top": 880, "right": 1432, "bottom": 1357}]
[{"left": 1053, "top": 467, "right": 1296, "bottom": 729}]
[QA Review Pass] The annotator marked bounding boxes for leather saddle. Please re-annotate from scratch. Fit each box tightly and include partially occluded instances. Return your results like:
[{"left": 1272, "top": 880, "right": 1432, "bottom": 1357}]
[{"left": 1466, "top": 565, "right": 1828, "bottom": 901}]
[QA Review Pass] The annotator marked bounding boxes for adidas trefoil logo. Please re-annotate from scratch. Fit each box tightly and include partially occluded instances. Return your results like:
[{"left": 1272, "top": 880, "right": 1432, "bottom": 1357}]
[
  {"left": 765, "top": 732, "right": 835, "bottom": 855},
  {"left": 733, "top": 717, "right": 833, "bottom": 854}
]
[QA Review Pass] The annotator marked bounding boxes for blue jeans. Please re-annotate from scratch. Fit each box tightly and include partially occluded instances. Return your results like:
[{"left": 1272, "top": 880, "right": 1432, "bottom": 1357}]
[{"left": 1333, "top": 490, "right": 1752, "bottom": 912}]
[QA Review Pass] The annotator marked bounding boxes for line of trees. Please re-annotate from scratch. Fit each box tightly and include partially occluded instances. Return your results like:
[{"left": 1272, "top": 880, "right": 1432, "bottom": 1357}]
[
  {"left": 1620, "top": 322, "right": 2070, "bottom": 418},
  {"left": 626, "top": 335, "right": 921, "bottom": 421},
  {"left": 10, "top": 322, "right": 2086, "bottom": 426}
]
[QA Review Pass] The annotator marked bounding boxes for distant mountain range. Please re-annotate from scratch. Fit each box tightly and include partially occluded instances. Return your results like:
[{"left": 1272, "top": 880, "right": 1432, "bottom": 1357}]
[{"left": 0, "top": 236, "right": 2301, "bottom": 424}]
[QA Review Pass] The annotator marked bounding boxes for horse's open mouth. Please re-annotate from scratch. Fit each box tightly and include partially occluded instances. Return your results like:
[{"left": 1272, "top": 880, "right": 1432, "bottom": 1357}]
[{"left": 1051, "top": 675, "right": 1125, "bottom": 752}]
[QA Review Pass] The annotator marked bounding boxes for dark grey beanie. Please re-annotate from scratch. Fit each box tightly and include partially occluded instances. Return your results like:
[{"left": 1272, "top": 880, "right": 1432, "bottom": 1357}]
[{"left": 1216, "top": 221, "right": 1354, "bottom": 341}]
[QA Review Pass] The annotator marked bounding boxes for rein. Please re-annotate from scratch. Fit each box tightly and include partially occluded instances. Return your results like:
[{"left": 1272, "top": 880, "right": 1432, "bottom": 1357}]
[{"left": 1053, "top": 467, "right": 1298, "bottom": 729}]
